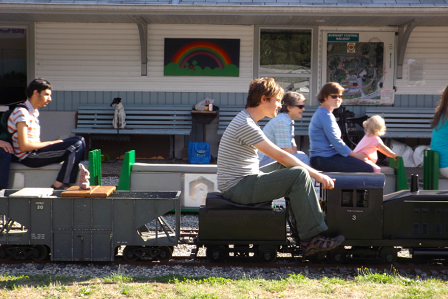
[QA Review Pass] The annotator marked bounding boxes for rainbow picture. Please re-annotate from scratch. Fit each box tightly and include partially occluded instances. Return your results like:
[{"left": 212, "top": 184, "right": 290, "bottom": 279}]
[{"left": 164, "top": 38, "right": 240, "bottom": 77}]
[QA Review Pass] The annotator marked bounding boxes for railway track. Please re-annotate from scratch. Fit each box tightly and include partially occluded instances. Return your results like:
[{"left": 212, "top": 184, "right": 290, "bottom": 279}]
[{"left": 1, "top": 224, "right": 447, "bottom": 280}]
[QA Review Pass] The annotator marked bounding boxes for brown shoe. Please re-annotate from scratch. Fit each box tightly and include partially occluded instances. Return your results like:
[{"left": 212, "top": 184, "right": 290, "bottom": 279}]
[{"left": 302, "top": 235, "right": 345, "bottom": 256}]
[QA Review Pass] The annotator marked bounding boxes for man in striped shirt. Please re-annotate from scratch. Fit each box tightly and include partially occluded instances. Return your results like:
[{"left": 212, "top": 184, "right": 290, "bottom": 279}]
[
  {"left": 217, "top": 77, "right": 344, "bottom": 256},
  {"left": 8, "top": 78, "right": 85, "bottom": 190}
]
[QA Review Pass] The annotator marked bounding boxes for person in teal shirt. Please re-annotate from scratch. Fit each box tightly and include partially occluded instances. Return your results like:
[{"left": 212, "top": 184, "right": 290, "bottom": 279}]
[{"left": 430, "top": 86, "right": 448, "bottom": 178}]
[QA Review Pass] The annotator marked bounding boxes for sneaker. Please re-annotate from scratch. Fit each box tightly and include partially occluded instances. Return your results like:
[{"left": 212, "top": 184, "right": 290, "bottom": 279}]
[{"left": 301, "top": 234, "right": 345, "bottom": 256}]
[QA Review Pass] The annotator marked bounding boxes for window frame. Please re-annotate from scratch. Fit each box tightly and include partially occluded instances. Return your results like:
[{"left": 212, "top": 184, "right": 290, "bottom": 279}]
[
  {"left": 0, "top": 22, "right": 35, "bottom": 86},
  {"left": 254, "top": 26, "right": 317, "bottom": 105}
]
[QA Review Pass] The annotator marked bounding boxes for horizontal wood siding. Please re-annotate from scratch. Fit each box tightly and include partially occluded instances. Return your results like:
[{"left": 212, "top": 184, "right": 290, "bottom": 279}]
[
  {"left": 35, "top": 23, "right": 253, "bottom": 93},
  {"left": 43, "top": 91, "right": 438, "bottom": 113},
  {"left": 45, "top": 91, "right": 248, "bottom": 111},
  {"left": 395, "top": 27, "right": 448, "bottom": 95},
  {"left": 35, "top": 23, "right": 443, "bottom": 112},
  {"left": 35, "top": 23, "right": 141, "bottom": 89},
  {"left": 344, "top": 95, "right": 438, "bottom": 117}
]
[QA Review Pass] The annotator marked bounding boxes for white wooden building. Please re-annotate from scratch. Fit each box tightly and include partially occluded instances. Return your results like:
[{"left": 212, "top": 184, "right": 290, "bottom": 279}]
[{"left": 1, "top": 1, "right": 447, "bottom": 158}]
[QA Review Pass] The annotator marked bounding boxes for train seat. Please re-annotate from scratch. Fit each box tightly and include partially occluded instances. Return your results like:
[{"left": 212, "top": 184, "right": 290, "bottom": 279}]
[
  {"left": 198, "top": 192, "right": 286, "bottom": 243},
  {"left": 205, "top": 192, "right": 271, "bottom": 210}
]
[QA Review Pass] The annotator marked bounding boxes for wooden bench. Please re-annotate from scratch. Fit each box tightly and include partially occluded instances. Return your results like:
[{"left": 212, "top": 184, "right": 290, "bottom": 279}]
[
  {"left": 72, "top": 104, "right": 193, "bottom": 159},
  {"left": 365, "top": 107, "right": 434, "bottom": 139},
  {"left": 217, "top": 106, "right": 318, "bottom": 135}
]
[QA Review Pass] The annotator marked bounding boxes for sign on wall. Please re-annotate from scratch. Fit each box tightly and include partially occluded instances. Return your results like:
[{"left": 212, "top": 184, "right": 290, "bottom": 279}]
[
  {"left": 322, "top": 31, "right": 395, "bottom": 105},
  {"left": 164, "top": 38, "right": 240, "bottom": 77}
]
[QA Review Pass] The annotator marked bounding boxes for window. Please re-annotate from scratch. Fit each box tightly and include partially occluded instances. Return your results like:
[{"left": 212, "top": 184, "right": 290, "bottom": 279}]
[
  {"left": 341, "top": 189, "right": 369, "bottom": 208},
  {"left": 0, "top": 28, "right": 27, "bottom": 106},
  {"left": 259, "top": 29, "right": 312, "bottom": 102},
  {"left": 341, "top": 189, "right": 353, "bottom": 207}
]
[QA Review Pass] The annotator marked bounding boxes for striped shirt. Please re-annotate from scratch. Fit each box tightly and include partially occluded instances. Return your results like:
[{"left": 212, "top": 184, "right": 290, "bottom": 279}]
[
  {"left": 217, "top": 110, "right": 265, "bottom": 192},
  {"left": 8, "top": 100, "right": 40, "bottom": 160}
]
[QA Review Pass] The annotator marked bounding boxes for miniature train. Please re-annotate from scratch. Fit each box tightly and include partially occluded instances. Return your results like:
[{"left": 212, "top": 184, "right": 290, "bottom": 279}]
[
  {"left": 0, "top": 172, "right": 447, "bottom": 263},
  {"left": 0, "top": 190, "right": 181, "bottom": 262}
]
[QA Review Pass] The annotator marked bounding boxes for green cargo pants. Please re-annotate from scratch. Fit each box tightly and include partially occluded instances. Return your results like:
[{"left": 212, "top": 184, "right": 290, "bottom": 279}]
[{"left": 222, "top": 162, "right": 327, "bottom": 240}]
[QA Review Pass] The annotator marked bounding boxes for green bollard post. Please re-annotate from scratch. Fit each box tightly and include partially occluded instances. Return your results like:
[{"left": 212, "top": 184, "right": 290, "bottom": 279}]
[
  {"left": 88, "top": 150, "right": 97, "bottom": 186},
  {"left": 389, "top": 156, "right": 409, "bottom": 191},
  {"left": 88, "top": 149, "right": 102, "bottom": 186},
  {"left": 96, "top": 149, "right": 102, "bottom": 186},
  {"left": 423, "top": 149, "right": 439, "bottom": 190},
  {"left": 117, "top": 150, "right": 135, "bottom": 190}
]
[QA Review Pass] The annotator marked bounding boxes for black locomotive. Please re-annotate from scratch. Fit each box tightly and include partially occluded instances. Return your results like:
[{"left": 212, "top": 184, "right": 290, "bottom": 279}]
[
  {"left": 198, "top": 172, "right": 448, "bottom": 263},
  {"left": 0, "top": 172, "right": 447, "bottom": 263}
]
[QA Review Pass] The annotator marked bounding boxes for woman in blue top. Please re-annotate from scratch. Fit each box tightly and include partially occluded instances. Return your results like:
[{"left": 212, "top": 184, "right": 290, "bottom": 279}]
[
  {"left": 430, "top": 86, "right": 448, "bottom": 178},
  {"left": 309, "top": 82, "right": 373, "bottom": 172}
]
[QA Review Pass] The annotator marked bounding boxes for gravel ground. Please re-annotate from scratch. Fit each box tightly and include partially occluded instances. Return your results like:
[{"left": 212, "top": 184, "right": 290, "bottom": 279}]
[
  {"left": 101, "top": 176, "right": 120, "bottom": 186},
  {"left": 0, "top": 262, "right": 402, "bottom": 280},
  {"left": 0, "top": 257, "right": 443, "bottom": 281}
]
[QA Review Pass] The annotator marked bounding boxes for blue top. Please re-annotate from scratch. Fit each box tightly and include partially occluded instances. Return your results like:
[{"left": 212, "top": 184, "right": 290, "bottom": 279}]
[
  {"left": 258, "top": 112, "right": 295, "bottom": 161},
  {"left": 430, "top": 116, "right": 448, "bottom": 168},
  {"left": 308, "top": 107, "right": 351, "bottom": 158}
]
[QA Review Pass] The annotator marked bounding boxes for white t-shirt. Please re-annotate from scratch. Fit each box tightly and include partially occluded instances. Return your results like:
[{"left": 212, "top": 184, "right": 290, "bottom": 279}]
[{"left": 8, "top": 100, "right": 40, "bottom": 160}]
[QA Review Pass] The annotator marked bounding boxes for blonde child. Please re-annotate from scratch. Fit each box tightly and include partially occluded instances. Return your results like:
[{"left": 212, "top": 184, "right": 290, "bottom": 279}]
[{"left": 353, "top": 115, "right": 399, "bottom": 173}]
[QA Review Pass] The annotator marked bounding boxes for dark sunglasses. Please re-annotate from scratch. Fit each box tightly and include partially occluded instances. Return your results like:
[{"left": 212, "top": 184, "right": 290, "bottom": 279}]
[
  {"left": 330, "top": 94, "right": 343, "bottom": 99},
  {"left": 295, "top": 105, "right": 305, "bottom": 109}
]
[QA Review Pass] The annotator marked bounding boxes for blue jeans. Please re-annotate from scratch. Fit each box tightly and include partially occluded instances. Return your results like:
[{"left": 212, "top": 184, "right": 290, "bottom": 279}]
[
  {"left": 259, "top": 152, "right": 310, "bottom": 167},
  {"left": 310, "top": 154, "right": 374, "bottom": 173},
  {"left": 0, "top": 148, "right": 12, "bottom": 189},
  {"left": 222, "top": 162, "right": 327, "bottom": 240},
  {"left": 20, "top": 136, "right": 86, "bottom": 184}
]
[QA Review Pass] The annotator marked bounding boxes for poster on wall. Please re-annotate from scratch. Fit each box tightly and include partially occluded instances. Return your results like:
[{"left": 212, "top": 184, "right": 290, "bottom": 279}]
[
  {"left": 407, "top": 59, "right": 426, "bottom": 87},
  {"left": 164, "top": 38, "right": 240, "bottom": 77},
  {"left": 322, "top": 31, "right": 395, "bottom": 105}
]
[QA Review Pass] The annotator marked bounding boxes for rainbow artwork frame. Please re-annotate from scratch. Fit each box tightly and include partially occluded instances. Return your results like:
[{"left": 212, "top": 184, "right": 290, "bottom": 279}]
[{"left": 164, "top": 38, "right": 240, "bottom": 77}]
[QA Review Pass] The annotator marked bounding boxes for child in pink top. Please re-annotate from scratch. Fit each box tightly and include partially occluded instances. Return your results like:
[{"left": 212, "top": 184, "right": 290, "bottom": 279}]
[{"left": 354, "top": 115, "right": 399, "bottom": 173}]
